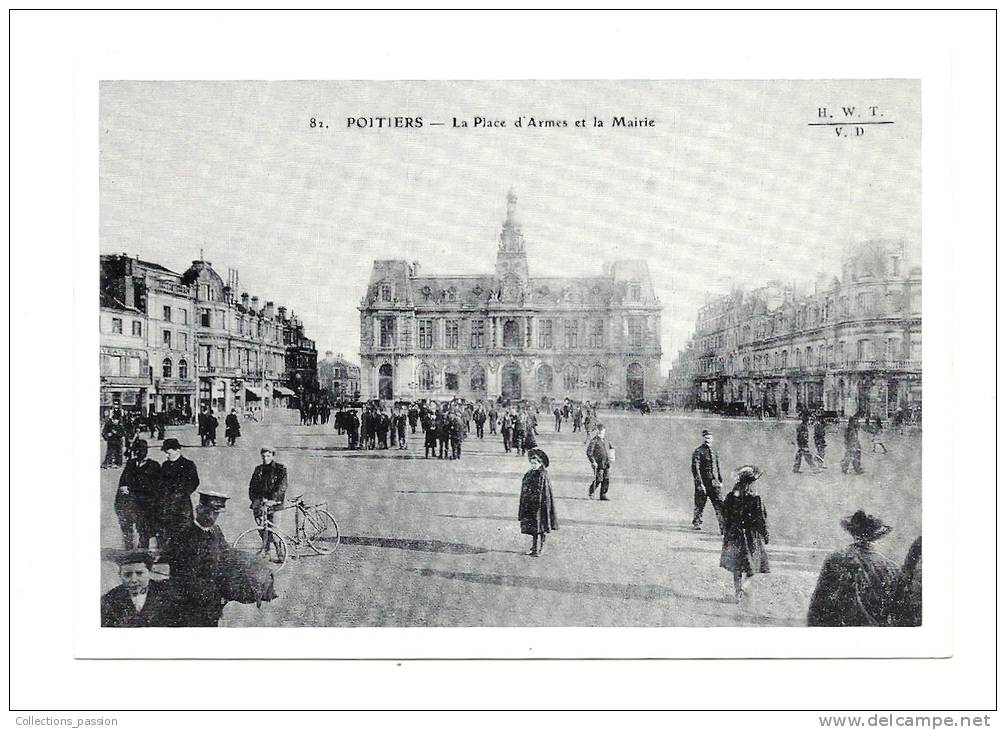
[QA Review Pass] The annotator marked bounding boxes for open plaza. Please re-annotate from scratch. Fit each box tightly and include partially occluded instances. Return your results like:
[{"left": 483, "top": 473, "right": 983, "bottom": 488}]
[{"left": 100, "top": 411, "right": 921, "bottom": 627}]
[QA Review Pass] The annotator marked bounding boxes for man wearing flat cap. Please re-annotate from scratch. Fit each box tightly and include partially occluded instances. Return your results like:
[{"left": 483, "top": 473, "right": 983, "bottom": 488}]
[
  {"left": 100, "top": 551, "right": 172, "bottom": 628},
  {"left": 807, "top": 510, "right": 900, "bottom": 626},
  {"left": 691, "top": 429, "right": 725, "bottom": 532},
  {"left": 157, "top": 438, "right": 200, "bottom": 552},
  {"left": 163, "top": 491, "right": 230, "bottom": 627},
  {"left": 249, "top": 447, "right": 288, "bottom": 552}
]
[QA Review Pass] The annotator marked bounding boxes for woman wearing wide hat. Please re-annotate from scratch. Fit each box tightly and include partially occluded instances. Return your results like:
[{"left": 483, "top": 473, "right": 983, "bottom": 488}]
[
  {"left": 518, "top": 448, "right": 558, "bottom": 557},
  {"left": 807, "top": 509, "right": 900, "bottom": 626},
  {"left": 720, "top": 465, "right": 770, "bottom": 602}
]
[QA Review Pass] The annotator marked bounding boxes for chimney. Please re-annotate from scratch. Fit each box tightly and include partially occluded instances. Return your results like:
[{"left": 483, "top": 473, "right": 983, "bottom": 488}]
[
  {"left": 241, "top": 292, "right": 250, "bottom": 309},
  {"left": 222, "top": 285, "right": 232, "bottom": 302},
  {"left": 251, "top": 296, "right": 260, "bottom": 313},
  {"left": 264, "top": 301, "right": 275, "bottom": 318}
]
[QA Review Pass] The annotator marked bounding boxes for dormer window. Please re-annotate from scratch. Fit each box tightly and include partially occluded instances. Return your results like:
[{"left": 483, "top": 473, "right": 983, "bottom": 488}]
[
  {"left": 628, "top": 281, "right": 642, "bottom": 302},
  {"left": 380, "top": 282, "right": 393, "bottom": 302}
]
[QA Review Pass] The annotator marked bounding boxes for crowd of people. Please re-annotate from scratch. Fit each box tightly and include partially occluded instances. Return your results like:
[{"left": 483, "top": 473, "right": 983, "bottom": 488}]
[
  {"left": 101, "top": 396, "right": 921, "bottom": 629},
  {"left": 104, "top": 431, "right": 289, "bottom": 627}
]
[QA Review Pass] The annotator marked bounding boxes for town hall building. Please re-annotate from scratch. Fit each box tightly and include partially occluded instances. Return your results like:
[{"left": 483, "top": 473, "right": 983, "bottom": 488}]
[{"left": 359, "top": 191, "right": 663, "bottom": 403}]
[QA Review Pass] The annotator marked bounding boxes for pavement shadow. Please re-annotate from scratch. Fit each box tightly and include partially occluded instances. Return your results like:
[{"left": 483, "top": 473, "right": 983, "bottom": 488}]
[
  {"left": 315, "top": 451, "right": 421, "bottom": 460},
  {"left": 438, "top": 513, "right": 700, "bottom": 534},
  {"left": 411, "top": 567, "right": 726, "bottom": 605},
  {"left": 340, "top": 535, "right": 490, "bottom": 555},
  {"left": 400, "top": 489, "right": 588, "bottom": 502}
]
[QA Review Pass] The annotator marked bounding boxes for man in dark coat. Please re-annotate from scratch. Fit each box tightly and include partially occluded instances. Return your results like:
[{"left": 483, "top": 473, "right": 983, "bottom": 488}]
[
  {"left": 554, "top": 407, "right": 563, "bottom": 432},
  {"left": 158, "top": 438, "right": 200, "bottom": 551},
  {"left": 449, "top": 409, "right": 466, "bottom": 460},
  {"left": 840, "top": 416, "right": 865, "bottom": 474},
  {"left": 224, "top": 409, "right": 241, "bottom": 447},
  {"left": 163, "top": 491, "right": 230, "bottom": 627},
  {"left": 101, "top": 551, "right": 173, "bottom": 628},
  {"left": 116, "top": 440, "right": 162, "bottom": 550},
  {"left": 586, "top": 423, "right": 613, "bottom": 501},
  {"left": 792, "top": 414, "right": 818, "bottom": 473},
  {"left": 488, "top": 406, "right": 498, "bottom": 435},
  {"left": 473, "top": 406, "right": 486, "bottom": 439},
  {"left": 807, "top": 510, "right": 900, "bottom": 627},
  {"left": 197, "top": 407, "right": 210, "bottom": 446},
  {"left": 101, "top": 415, "right": 125, "bottom": 468},
  {"left": 249, "top": 447, "right": 288, "bottom": 523},
  {"left": 437, "top": 409, "right": 451, "bottom": 459},
  {"left": 813, "top": 413, "right": 828, "bottom": 467},
  {"left": 690, "top": 429, "right": 724, "bottom": 532},
  {"left": 347, "top": 409, "right": 360, "bottom": 450}
]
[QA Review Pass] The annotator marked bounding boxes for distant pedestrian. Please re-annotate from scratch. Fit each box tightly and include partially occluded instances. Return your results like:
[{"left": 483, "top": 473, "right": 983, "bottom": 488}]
[
  {"left": 500, "top": 411, "right": 513, "bottom": 453},
  {"left": 518, "top": 448, "right": 558, "bottom": 557},
  {"left": 840, "top": 416, "right": 864, "bottom": 474},
  {"left": 395, "top": 407, "right": 408, "bottom": 449},
  {"left": 869, "top": 416, "right": 888, "bottom": 454},
  {"left": 101, "top": 415, "right": 125, "bottom": 469},
  {"left": 488, "top": 406, "right": 498, "bottom": 435},
  {"left": 720, "top": 465, "right": 770, "bottom": 603},
  {"left": 225, "top": 409, "right": 241, "bottom": 447},
  {"left": 807, "top": 510, "right": 899, "bottom": 626},
  {"left": 474, "top": 407, "right": 486, "bottom": 439},
  {"left": 691, "top": 429, "right": 724, "bottom": 532},
  {"left": 553, "top": 407, "right": 563, "bottom": 432},
  {"left": 813, "top": 414, "right": 828, "bottom": 468},
  {"left": 792, "top": 414, "right": 818, "bottom": 474},
  {"left": 586, "top": 423, "right": 613, "bottom": 501}
]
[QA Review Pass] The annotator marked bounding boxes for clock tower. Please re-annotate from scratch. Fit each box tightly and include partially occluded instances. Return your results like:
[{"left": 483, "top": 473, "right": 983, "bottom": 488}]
[{"left": 495, "top": 189, "right": 530, "bottom": 284}]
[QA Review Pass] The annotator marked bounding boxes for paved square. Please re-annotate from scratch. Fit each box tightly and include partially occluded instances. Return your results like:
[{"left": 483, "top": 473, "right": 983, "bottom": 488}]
[{"left": 100, "top": 413, "right": 921, "bottom": 627}]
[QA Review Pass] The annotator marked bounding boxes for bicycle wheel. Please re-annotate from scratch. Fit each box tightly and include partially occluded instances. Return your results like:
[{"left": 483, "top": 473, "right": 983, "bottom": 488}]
[
  {"left": 233, "top": 526, "right": 289, "bottom": 571},
  {"left": 303, "top": 509, "right": 340, "bottom": 554}
]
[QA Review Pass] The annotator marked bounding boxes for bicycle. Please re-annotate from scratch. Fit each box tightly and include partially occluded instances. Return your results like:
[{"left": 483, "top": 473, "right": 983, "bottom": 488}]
[{"left": 232, "top": 494, "right": 340, "bottom": 571}]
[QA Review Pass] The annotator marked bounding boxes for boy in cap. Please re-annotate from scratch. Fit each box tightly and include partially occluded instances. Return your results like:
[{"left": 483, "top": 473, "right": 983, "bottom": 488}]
[
  {"left": 100, "top": 550, "right": 172, "bottom": 627},
  {"left": 162, "top": 491, "right": 230, "bottom": 627}
]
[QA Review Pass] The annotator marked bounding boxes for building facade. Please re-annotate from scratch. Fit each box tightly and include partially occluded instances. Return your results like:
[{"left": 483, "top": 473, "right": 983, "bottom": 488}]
[
  {"left": 359, "top": 191, "right": 663, "bottom": 403},
  {"left": 318, "top": 352, "right": 362, "bottom": 401},
  {"left": 668, "top": 240, "right": 922, "bottom": 418},
  {"left": 181, "top": 260, "right": 290, "bottom": 415},
  {"left": 100, "top": 254, "right": 198, "bottom": 419},
  {"left": 282, "top": 310, "right": 319, "bottom": 404}
]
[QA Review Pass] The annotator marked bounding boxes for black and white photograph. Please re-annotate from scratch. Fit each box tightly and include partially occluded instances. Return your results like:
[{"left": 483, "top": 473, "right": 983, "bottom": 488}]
[
  {"left": 96, "top": 79, "right": 923, "bottom": 631},
  {"left": 8, "top": 9, "right": 996, "bottom": 717}
]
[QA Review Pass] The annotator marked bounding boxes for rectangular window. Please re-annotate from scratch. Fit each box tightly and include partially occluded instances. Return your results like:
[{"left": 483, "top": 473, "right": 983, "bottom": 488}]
[
  {"left": 217, "top": 311, "right": 226, "bottom": 329},
  {"left": 857, "top": 339, "right": 872, "bottom": 361},
  {"left": 470, "top": 319, "right": 485, "bottom": 349},
  {"left": 590, "top": 319, "right": 605, "bottom": 348},
  {"left": 180, "top": 308, "right": 188, "bottom": 325},
  {"left": 379, "top": 318, "right": 396, "bottom": 348},
  {"left": 111, "top": 317, "right": 123, "bottom": 334},
  {"left": 538, "top": 320, "right": 553, "bottom": 349},
  {"left": 163, "top": 305, "right": 172, "bottom": 322},
  {"left": 200, "top": 308, "right": 211, "bottom": 327},
  {"left": 126, "top": 357, "right": 141, "bottom": 377},
  {"left": 200, "top": 345, "right": 212, "bottom": 367},
  {"left": 445, "top": 320, "right": 460, "bottom": 349},
  {"left": 380, "top": 283, "right": 393, "bottom": 302},
  {"left": 419, "top": 319, "right": 433, "bottom": 350},
  {"left": 629, "top": 282, "right": 641, "bottom": 302},
  {"left": 217, "top": 347, "right": 226, "bottom": 367},
  {"left": 564, "top": 320, "right": 578, "bottom": 349},
  {"left": 179, "top": 332, "right": 188, "bottom": 351},
  {"left": 628, "top": 319, "right": 644, "bottom": 348},
  {"left": 162, "top": 330, "right": 172, "bottom": 349},
  {"left": 131, "top": 320, "right": 142, "bottom": 337}
]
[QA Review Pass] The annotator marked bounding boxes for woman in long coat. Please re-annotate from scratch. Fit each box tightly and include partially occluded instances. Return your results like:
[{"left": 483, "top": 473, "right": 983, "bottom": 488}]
[
  {"left": 518, "top": 448, "right": 558, "bottom": 557},
  {"left": 720, "top": 465, "right": 770, "bottom": 602}
]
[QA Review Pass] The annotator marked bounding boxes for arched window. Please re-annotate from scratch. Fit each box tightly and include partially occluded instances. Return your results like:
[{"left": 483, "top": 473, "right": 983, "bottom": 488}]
[
  {"left": 536, "top": 364, "right": 554, "bottom": 392},
  {"left": 563, "top": 367, "right": 579, "bottom": 391},
  {"left": 418, "top": 364, "right": 434, "bottom": 391},
  {"left": 470, "top": 365, "right": 486, "bottom": 393},
  {"left": 162, "top": 357, "right": 172, "bottom": 378},
  {"left": 444, "top": 365, "right": 459, "bottom": 392},
  {"left": 178, "top": 359, "right": 188, "bottom": 379},
  {"left": 503, "top": 319, "right": 520, "bottom": 348},
  {"left": 588, "top": 364, "right": 607, "bottom": 392}
]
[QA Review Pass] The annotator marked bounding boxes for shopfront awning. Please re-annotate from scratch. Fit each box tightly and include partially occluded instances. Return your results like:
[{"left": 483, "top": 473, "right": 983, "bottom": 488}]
[
  {"left": 273, "top": 386, "right": 296, "bottom": 397},
  {"left": 245, "top": 386, "right": 268, "bottom": 401}
]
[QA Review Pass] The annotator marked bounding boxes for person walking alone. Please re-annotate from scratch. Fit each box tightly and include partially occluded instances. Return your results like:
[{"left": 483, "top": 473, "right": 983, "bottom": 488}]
[
  {"left": 518, "top": 448, "right": 558, "bottom": 557},
  {"left": 586, "top": 423, "right": 613, "bottom": 501},
  {"left": 813, "top": 413, "right": 828, "bottom": 468},
  {"left": 691, "top": 429, "right": 724, "bottom": 532},
  {"left": 720, "top": 465, "right": 770, "bottom": 603},
  {"left": 840, "top": 416, "right": 865, "bottom": 474},
  {"left": 225, "top": 409, "right": 241, "bottom": 447},
  {"left": 792, "top": 413, "right": 818, "bottom": 474}
]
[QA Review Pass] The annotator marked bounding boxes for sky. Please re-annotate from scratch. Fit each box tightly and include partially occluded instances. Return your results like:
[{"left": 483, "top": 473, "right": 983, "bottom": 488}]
[{"left": 100, "top": 80, "right": 921, "bottom": 369}]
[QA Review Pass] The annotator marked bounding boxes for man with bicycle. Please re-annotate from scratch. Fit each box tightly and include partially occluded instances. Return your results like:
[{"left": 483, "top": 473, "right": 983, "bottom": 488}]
[{"left": 249, "top": 447, "right": 288, "bottom": 552}]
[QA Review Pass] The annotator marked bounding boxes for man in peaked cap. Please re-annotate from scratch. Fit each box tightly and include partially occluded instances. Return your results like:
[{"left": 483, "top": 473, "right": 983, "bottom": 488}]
[
  {"left": 100, "top": 550, "right": 173, "bottom": 628},
  {"left": 690, "top": 429, "right": 724, "bottom": 532},
  {"left": 162, "top": 490, "right": 230, "bottom": 627}
]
